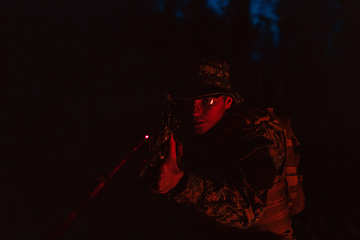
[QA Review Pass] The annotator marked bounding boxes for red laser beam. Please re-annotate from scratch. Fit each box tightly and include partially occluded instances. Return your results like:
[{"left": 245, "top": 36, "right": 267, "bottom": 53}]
[{"left": 47, "top": 135, "right": 149, "bottom": 240}]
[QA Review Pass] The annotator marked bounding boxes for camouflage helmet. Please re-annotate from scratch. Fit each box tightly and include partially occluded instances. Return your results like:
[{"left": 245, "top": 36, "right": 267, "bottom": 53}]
[{"left": 168, "top": 59, "right": 244, "bottom": 104}]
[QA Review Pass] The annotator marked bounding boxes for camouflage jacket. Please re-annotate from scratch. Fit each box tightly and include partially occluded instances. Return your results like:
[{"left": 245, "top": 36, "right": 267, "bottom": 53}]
[{"left": 173, "top": 108, "right": 286, "bottom": 233}]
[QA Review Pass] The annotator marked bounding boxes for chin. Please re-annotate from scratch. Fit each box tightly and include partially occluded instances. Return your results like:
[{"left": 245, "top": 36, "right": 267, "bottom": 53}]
[{"left": 193, "top": 127, "right": 209, "bottom": 134}]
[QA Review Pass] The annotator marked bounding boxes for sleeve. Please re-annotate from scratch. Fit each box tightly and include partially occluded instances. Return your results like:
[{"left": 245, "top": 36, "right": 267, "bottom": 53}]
[
  {"left": 173, "top": 120, "right": 285, "bottom": 229},
  {"left": 173, "top": 146, "right": 277, "bottom": 229}
]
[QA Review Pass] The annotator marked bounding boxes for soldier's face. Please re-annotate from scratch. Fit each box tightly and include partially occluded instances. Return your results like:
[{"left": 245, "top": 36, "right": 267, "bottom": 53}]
[{"left": 188, "top": 95, "right": 233, "bottom": 134}]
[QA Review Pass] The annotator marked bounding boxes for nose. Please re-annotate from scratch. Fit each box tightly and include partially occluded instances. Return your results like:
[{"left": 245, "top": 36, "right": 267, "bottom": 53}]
[{"left": 192, "top": 101, "right": 202, "bottom": 116}]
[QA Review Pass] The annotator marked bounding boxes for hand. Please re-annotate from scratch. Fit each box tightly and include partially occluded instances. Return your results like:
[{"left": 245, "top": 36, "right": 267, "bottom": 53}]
[{"left": 155, "top": 134, "right": 184, "bottom": 194}]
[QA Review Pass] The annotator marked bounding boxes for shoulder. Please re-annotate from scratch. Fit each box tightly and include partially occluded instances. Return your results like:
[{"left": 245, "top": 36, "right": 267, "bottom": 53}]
[
  {"left": 225, "top": 108, "right": 286, "bottom": 168},
  {"left": 226, "top": 109, "right": 286, "bottom": 191},
  {"left": 221, "top": 108, "right": 274, "bottom": 149}
]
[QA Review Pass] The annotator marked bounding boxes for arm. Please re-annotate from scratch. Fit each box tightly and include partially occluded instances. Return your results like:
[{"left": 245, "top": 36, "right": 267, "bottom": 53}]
[
  {"left": 156, "top": 132, "right": 279, "bottom": 229},
  {"left": 174, "top": 147, "right": 276, "bottom": 229}
]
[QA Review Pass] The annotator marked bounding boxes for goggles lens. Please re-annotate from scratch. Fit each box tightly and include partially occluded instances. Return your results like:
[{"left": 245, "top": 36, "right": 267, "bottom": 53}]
[{"left": 183, "top": 95, "right": 222, "bottom": 110}]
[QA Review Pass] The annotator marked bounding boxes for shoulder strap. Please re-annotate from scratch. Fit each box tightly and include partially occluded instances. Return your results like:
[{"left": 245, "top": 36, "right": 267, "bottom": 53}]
[{"left": 267, "top": 108, "right": 305, "bottom": 215}]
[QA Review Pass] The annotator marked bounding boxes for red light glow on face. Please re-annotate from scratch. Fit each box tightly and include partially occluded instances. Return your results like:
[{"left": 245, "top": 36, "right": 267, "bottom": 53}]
[
  {"left": 145, "top": 135, "right": 149, "bottom": 139},
  {"left": 190, "top": 96, "right": 232, "bottom": 134}
]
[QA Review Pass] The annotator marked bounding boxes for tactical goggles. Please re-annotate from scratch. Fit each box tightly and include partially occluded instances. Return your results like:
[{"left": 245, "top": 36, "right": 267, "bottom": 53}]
[{"left": 182, "top": 95, "right": 223, "bottom": 111}]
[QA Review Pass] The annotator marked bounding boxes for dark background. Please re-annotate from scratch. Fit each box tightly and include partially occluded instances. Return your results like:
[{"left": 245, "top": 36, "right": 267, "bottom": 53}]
[{"left": 1, "top": 0, "right": 360, "bottom": 239}]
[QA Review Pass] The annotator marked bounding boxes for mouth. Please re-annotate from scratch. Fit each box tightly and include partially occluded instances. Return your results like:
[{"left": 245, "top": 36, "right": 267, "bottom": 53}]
[{"left": 191, "top": 121, "right": 206, "bottom": 126}]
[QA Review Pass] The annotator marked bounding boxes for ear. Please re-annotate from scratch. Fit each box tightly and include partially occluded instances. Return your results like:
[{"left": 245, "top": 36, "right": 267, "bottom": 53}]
[{"left": 224, "top": 96, "right": 233, "bottom": 109}]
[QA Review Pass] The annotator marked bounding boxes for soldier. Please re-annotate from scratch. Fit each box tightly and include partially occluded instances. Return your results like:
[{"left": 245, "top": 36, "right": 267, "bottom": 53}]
[{"left": 153, "top": 59, "right": 301, "bottom": 240}]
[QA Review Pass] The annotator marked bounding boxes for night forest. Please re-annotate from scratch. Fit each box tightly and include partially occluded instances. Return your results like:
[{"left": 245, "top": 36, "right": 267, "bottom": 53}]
[{"left": 1, "top": 0, "right": 360, "bottom": 239}]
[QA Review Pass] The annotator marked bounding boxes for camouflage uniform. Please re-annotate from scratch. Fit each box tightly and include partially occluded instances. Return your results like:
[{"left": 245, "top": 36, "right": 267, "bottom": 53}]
[
  {"left": 171, "top": 108, "right": 294, "bottom": 240},
  {"left": 167, "top": 59, "right": 295, "bottom": 240}
]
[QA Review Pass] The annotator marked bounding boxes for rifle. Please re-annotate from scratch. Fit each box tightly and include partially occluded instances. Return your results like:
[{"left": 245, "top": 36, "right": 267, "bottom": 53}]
[
  {"left": 133, "top": 103, "right": 181, "bottom": 179},
  {"left": 47, "top": 102, "right": 181, "bottom": 239}
]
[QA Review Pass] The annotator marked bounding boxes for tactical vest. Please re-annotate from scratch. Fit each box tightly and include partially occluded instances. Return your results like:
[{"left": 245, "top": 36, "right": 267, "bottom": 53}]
[{"left": 243, "top": 108, "right": 305, "bottom": 238}]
